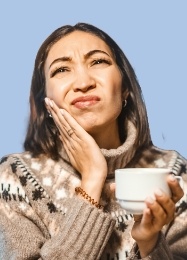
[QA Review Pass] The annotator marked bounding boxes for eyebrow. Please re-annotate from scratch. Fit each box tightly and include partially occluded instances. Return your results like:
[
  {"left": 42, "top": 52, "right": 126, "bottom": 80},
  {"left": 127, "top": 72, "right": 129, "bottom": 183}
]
[
  {"left": 84, "top": 49, "right": 110, "bottom": 59},
  {"left": 48, "top": 49, "right": 110, "bottom": 69},
  {"left": 49, "top": 56, "right": 71, "bottom": 69}
]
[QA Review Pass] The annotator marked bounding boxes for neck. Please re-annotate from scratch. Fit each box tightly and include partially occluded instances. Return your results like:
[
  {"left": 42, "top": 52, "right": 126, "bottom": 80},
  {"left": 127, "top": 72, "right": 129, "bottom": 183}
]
[
  {"left": 59, "top": 120, "right": 137, "bottom": 175},
  {"left": 100, "top": 121, "right": 137, "bottom": 175},
  {"left": 90, "top": 123, "right": 121, "bottom": 149}
]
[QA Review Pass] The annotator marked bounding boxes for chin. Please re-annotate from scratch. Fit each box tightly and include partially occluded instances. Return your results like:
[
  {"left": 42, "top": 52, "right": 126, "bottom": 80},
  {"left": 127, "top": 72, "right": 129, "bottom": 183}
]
[
  {"left": 75, "top": 115, "right": 98, "bottom": 131},
  {"left": 79, "top": 122, "right": 97, "bottom": 133}
]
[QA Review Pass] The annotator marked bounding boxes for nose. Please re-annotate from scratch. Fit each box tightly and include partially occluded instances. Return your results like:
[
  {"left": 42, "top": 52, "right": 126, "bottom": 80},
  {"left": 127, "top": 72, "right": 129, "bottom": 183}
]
[{"left": 73, "top": 67, "right": 96, "bottom": 92}]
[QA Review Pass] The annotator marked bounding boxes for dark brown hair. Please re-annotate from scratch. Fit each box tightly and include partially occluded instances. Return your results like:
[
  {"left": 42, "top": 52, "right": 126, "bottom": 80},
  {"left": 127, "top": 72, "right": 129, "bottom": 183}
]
[{"left": 24, "top": 22, "right": 152, "bottom": 160}]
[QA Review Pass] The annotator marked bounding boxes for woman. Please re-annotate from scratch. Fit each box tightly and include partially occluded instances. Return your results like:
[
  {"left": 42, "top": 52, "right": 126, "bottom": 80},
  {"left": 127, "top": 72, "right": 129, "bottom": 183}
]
[{"left": 0, "top": 23, "right": 186, "bottom": 259}]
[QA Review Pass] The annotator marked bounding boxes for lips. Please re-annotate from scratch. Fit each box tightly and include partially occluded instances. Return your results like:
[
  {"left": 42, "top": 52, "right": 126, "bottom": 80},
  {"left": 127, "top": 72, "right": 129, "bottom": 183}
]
[{"left": 71, "top": 95, "right": 100, "bottom": 109}]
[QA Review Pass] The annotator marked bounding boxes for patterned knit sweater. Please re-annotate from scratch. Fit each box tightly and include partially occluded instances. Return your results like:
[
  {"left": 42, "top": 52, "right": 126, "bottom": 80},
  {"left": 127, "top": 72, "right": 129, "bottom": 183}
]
[{"left": 0, "top": 124, "right": 187, "bottom": 259}]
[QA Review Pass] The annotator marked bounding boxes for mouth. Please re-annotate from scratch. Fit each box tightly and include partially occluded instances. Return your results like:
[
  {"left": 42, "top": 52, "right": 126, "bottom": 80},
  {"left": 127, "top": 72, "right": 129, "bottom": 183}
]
[{"left": 71, "top": 95, "right": 100, "bottom": 109}]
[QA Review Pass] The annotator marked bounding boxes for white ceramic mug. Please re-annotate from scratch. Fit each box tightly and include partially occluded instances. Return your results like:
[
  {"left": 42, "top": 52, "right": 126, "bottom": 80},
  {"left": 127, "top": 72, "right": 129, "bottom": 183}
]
[{"left": 115, "top": 168, "right": 182, "bottom": 214}]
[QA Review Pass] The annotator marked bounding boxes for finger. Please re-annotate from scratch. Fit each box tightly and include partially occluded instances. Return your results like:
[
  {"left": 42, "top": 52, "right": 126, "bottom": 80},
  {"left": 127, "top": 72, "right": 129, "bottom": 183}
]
[
  {"left": 47, "top": 99, "right": 79, "bottom": 141},
  {"left": 108, "top": 183, "right": 116, "bottom": 199},
  {"left": 50, "top": 99, "right": 88, "bottom": 138},
  {"left": 59, "top": 134, "right": 76, "bottom": 162},
  {"left": 48, "top": 100, "right": 72, "bottom": 134},
  {"left": 47, "top": 99, "right": 73, "bottom": 130},
  {"left": 140, "top": 208, "right": 152, "bottom": 226},
  {"left": 154, "top": 189, "right": 175, "bottom": 222},
  {"left": 49, "top": 99, "right": 87, "bottom": 141},
  {"left": 45, "top": 98, "right": 66, "bottom": 134},
  {"left": 109, "top": 183, "right": 116, "bottom": 192},
  {"left": 145, "top": 193, "right": 174, "bottom": 225},
  {"left": 145, "top": 197, "right": 167, "bottom": 226},
  {"left": 59, "top": 108, "right": 88, "bottom": 139},
  {"left": 49, "top": 107, "right": 68, "bottom": 137},
  {"left": 167, "top": 174, "right": 184, "bottom": 203}
]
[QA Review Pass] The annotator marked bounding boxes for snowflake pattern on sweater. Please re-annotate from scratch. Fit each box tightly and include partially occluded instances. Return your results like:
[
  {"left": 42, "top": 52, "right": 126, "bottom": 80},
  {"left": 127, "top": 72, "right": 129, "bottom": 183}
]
[{"left": 0, "top": 146, "right": 187, "bottom": 259}]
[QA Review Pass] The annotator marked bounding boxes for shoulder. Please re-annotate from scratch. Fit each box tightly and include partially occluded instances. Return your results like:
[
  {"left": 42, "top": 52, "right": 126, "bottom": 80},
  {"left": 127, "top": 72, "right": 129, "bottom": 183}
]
[
  {"left": 129, "top": 145, "right": 187, "bottom": 175},
  {"left": 0, "top": 151, "right": 33, "bottom": 174},
  {"left": 0, "top": 152, "right": 24, "bottom": 177},
  {"left": 0, "top": 151, "right": 57, "bottom": 203},
  {"left": 0, "top": 152, "right": 31, "bottom": 202},
  {"left": 0, "top": 151, "right": 51, "bottom": 191},
  {"left": 0, "top": 151, "right": 55, "bottom": 175},
  {"left": 152, "top": 146, "right": 187, "bottom": 175},
  {"left": 0, "top": 151, "right": 31, "bottom": 164}
]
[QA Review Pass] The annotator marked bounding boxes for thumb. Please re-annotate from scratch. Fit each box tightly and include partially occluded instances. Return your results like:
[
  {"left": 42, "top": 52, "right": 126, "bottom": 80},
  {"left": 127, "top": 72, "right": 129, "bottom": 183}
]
[{"left": 110, "top": 182, "right": 116, "bottom": 192}]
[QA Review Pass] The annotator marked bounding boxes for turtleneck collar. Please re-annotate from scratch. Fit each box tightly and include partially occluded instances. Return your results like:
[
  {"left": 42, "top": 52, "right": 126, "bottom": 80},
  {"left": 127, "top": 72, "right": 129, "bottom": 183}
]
[
  {"left": 59, "top": 120, "right": 137, "bottom": 176},
  {"left": 101, "top": 121, "right": 136, "bottom": 175}
]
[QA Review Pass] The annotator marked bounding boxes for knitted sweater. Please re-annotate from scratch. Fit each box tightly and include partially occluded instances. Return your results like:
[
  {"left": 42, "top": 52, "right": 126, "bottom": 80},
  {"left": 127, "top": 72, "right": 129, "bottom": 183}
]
[{"left": 0, "top": 124, "right": 187, "bottom": 259}]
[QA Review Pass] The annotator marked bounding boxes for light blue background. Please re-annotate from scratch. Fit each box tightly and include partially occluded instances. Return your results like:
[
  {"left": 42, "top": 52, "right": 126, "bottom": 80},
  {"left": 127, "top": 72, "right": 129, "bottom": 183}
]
[{"left": 0, "top": 1, "right": 186, "bottom": 158}]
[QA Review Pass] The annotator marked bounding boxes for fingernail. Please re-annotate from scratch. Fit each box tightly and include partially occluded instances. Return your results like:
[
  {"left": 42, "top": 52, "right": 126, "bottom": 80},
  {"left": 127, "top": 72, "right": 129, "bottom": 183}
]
[
  {"left": 146, "top": 196, "right": 155, "bottom": 204},
  {"left": 45, "top": 97, "right": 49, "bottom": 105},
  {"left": 154, "top": 188, "right": 163, "bottom": 196},
  {"left": 49, "top": 100, "right": 53, "bottom": 107}
]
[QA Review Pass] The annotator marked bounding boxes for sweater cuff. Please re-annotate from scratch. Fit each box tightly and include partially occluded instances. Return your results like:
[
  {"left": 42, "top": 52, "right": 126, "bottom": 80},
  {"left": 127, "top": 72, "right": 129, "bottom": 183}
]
[
  {"left": 129, "top": 232, "right": 173, "bottom": 260},
  {"left": 41, "top": 197, "right": 115, "bottom": 260}
]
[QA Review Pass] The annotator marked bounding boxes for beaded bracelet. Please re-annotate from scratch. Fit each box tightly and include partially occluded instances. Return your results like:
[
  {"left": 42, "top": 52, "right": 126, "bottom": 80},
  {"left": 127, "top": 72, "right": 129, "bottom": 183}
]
[{"left": 75, "top": 187, "right": 103, "bottom": 209}]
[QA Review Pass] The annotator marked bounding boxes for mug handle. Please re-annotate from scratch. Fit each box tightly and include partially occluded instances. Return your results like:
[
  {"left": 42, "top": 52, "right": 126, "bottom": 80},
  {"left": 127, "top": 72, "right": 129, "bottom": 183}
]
[
  {"left": 174, "top": 176, "right": 184, "bottom": 205},
  {"left": 175, "top": 176, "right": 183, "bottom": 189}
]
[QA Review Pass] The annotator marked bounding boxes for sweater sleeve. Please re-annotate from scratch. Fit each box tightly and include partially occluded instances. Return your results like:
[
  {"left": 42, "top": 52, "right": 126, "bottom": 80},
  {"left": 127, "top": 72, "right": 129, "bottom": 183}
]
[
  {"left": 128, "top": 233, "right": 174, "bottom": 260},
  {"left": 0, "top": 156, "right": 116, "bottom": 260},
  {"left": 40, "top": 198, "right": 115, "bottom": 260}
]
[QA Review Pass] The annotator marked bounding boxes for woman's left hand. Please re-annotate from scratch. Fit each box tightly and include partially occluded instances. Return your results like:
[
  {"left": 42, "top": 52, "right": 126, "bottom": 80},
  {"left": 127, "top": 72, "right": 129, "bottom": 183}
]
[
  {"left": 110, "top": 174, "right": 183, "bottom": 257},
  {"left": 131, "top": 174, "right": 184, "bottom": 257}
]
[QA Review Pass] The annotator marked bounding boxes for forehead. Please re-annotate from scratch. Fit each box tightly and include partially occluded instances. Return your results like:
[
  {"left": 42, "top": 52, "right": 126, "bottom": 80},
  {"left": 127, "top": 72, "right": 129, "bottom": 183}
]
[{"left": 47, "top": 31, "right": 113, "bottom": 59}]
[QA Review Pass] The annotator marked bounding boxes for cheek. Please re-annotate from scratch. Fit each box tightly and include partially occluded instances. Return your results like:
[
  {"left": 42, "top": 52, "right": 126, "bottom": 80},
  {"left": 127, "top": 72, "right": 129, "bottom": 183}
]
[
  {"left": 45, "top": 85, "right": 54, "bottom": 98},
  {"left": 45, "top": 83, "right": 69, "bottom": 110},
  {"left": 108, "top": 75, "right": 123, "bottom": 114},
  {"left": 45, "top": 82, "right": 64, "bottom": 102},
  {"left": 45, "top": 78, "right": 53, "bottom": 97},
  {"left": 109, "top": 76, "right": 123, "bottom": 99},
  {"left": 109, "top": 68, "right": 123, "bottom": 92}
]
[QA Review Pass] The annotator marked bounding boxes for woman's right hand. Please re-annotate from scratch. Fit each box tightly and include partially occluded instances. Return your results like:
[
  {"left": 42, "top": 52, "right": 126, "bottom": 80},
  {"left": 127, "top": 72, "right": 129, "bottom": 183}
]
[{"left": 45, "top": 98, "right": 107, "bottom": 202}]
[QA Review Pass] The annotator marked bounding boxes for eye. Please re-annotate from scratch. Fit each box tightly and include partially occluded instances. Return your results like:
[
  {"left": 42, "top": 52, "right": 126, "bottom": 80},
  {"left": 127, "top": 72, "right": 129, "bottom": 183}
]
[
  {"left": 91, "top": 58, "right": 111, "bottom": 66},
  {"left": 50, "top": 67, "right": 70, "bottom": 78}
]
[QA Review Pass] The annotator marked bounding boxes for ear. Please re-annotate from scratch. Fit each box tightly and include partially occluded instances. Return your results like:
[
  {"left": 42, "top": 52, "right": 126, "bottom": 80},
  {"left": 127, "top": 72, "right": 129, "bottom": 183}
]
[{"left": 122, "top": 89, "right": 129, "bottom": 102}]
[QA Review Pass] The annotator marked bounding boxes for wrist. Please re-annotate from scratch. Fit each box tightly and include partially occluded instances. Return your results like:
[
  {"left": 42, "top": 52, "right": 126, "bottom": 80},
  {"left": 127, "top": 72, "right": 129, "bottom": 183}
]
[
  {"left": 136, "top": 233, "right": 159, "bottom": 258},
  {"left": 75, "top": 187, "right": 103, "bottom": 209},
  {"left": 81, "top": 176, "right": 106, "bottom": 202},
  {"left": 80, "top": 182, "right": 103, "bottom": 202}
]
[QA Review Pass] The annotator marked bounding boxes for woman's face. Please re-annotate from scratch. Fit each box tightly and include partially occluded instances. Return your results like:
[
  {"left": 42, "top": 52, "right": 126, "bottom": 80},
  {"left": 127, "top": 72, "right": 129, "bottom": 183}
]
[{"left": 45, "top": 31, "right": 126, "bottom": 137}]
